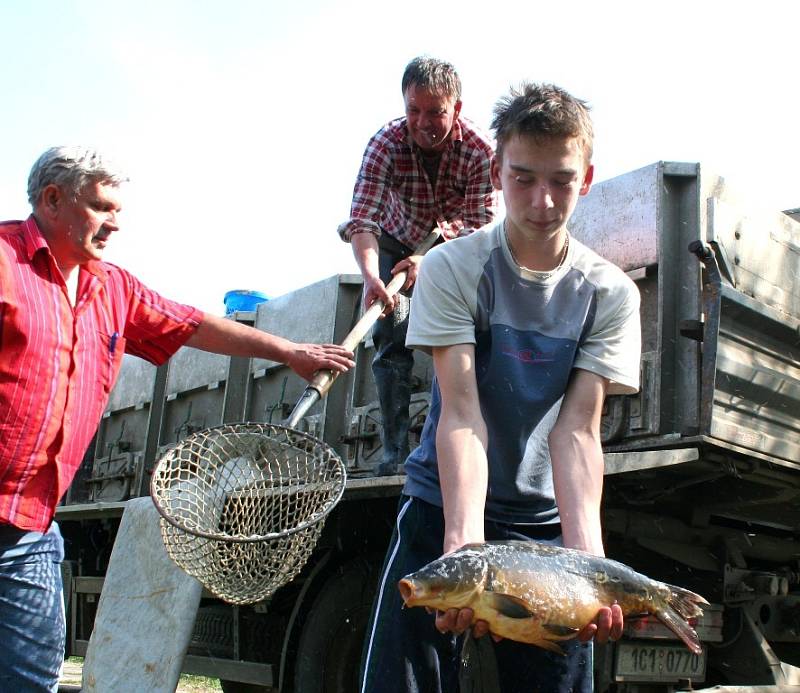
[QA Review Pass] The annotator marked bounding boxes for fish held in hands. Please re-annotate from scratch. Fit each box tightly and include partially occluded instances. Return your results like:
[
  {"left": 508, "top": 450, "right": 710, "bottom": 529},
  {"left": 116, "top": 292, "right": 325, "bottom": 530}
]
[{"left": 398, "top": 540, "right": 708, "bottom": 655}]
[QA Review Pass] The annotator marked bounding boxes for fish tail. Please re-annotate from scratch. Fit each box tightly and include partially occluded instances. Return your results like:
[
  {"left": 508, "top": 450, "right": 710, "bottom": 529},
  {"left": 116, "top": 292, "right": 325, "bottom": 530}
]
[
  {"left": 655, "top": 604, "right": 703, "bottom": 655},
  {"left": 666, "top": 583, "right": 709, "bottom": 621},
  {"left": 653, "top": 584, "right": 708, "bottom": 655}
]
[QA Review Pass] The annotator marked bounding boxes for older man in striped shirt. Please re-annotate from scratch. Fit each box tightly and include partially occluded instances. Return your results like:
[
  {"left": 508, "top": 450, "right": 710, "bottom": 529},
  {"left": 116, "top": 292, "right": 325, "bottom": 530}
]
[{"left": 0, "top": 146, "right": 354, "bottom": 691}]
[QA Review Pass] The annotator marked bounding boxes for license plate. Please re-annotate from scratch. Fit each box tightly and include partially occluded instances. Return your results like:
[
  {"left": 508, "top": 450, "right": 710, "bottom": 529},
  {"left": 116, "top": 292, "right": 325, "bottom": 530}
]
[{"left": 614, "top": 641, "right": 707, "bottom": 682}]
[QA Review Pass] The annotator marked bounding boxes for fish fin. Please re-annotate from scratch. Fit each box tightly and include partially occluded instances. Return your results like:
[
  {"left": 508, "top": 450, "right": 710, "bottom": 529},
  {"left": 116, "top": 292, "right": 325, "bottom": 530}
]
[
  {"left": 459, "top": 631, "right": 502, "bottom": 693},
  {"left": 655, "top": 605, "right": 703, "bottom": 655},
  {"left": 655, "top": 583, "right": 708, "bottom": 655},
  {"left": 542, "top": 624, "right": 580, "bottom": 637},
  {"left": 485, "top": 593, "right": 534, "bottom": 619},
  {"left": 666, "top": 582, "right": 710, "bottom": 620},
  {"left": 534, "top": 638, "right": 567, "bottom": 656}
]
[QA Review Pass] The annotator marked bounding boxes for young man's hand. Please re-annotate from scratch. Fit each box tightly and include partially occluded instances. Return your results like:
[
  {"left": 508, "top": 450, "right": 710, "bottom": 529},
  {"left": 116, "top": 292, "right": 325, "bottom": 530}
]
[
  {"left": 577, "top": 603, "right": 624, "bottom": 643},
  {"left": 433, "top": 607, "right": 498, "bottom": 640},
  {"left": 433, "top": 537, "right": 493, "bottom": 639},
  {"left": 432, "top": 603, "right": 624, "bottom": 643}
]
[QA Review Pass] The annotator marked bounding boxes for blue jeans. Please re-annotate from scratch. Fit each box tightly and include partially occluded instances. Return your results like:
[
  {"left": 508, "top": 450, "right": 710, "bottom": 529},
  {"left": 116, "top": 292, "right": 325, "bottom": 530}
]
[
  {"left": 372, "top": 242, "right": 415, "bottom": 472},
  {"left": 360, "top": 496, "right": 594, "bottom": 693},
  {"left": 0, "top": 522, "right": 65, "bottom": 693}
]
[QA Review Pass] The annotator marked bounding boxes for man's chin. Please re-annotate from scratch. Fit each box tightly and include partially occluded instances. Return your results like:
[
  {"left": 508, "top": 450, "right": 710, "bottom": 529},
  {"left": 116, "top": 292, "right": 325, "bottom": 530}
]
[
  {"left": 525, "top": 219, "right": 561, "bottom": 235},
  {"left": 412, "top": 134, "right": 445, "bottom": 153}
]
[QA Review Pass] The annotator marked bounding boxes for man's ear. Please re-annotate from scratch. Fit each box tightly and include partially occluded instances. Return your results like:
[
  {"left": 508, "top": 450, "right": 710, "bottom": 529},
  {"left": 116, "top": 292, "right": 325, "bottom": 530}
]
[
  {"left": 579, "top": 164, "right": 594, "bottom": 196},
  {"left": 453, "top": 100, "right": 463, "bottom": 119},
  {"left": 490, "top": 155, "right": 502, "bottom": 191},
  {"left": 40, "top": 184, "right": 63, "bottom": 217}
]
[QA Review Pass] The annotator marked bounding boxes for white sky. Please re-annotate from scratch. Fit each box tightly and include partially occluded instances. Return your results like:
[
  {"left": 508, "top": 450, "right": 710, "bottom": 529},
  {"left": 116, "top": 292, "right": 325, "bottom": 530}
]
[{"left": 1, "top": 0, "right": 797, "bottom": 314}]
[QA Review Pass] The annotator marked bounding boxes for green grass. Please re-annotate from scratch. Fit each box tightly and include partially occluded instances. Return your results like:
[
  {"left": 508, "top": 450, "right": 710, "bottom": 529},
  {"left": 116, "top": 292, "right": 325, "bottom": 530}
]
[{"left": 177, "top": 674, "right": 222, "bottom": 692}]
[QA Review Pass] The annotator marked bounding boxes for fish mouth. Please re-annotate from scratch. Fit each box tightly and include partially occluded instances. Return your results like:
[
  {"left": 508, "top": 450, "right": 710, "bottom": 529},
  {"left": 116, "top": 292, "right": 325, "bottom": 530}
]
[{"left": 398, "top": 578, "right": 416, "bottom": 605}]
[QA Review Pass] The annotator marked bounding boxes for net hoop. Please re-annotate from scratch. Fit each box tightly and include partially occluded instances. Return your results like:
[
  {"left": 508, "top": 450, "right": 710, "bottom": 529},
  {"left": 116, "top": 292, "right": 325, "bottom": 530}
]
[{"left": 149, "top": 422, "right": 346, "bottom": 604}]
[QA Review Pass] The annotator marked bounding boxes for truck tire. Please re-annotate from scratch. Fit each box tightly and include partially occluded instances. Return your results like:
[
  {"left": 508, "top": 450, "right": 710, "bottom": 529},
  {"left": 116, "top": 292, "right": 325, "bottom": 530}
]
[{"left": 294, "top": 556, "right": 381, "bottom": 693}]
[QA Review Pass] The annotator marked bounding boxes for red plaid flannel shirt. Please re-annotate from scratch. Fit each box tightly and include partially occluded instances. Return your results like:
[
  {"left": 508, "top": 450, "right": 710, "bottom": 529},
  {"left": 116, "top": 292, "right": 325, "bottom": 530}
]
[
  {"left": 338, "top": 116, "right": 498, "bottom": 248},
  {"left": 0, "top": 217, "right": 202, "bottom": 530}
]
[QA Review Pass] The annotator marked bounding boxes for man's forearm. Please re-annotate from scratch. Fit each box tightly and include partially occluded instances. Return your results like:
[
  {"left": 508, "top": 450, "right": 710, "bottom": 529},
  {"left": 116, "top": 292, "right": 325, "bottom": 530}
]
[
  {"left": 549, "top": 369, "right": 609, "bottom": 556},
  {"left": 437, "top": 412, "right": 489, "bottom": 554},
  {"left": 186, "top": 313, "right": 294, "bottom": 361},
  {"left": 549, "top": 427, "right": 605, "bottom": 555},
  {"left": 433, "top": 344, "right": 489, "bottom": 555},
  {"left": 185, "top": 314, "right": 354, "bottom": 382},
  {"left": 350, "top": 231, "right": 380, "bottom": 280}
]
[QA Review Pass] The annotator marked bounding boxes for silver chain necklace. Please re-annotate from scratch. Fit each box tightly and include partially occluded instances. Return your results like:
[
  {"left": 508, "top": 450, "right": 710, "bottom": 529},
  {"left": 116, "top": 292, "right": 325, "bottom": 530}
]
[{"left": 504, "top": 225, "right": 570, "bottom": 279}]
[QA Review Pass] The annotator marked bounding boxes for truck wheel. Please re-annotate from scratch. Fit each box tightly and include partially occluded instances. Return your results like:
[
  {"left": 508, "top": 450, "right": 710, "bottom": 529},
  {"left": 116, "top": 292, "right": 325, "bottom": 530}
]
[{"left": 294, "top": 556, "right": 381, "bottom": 693}]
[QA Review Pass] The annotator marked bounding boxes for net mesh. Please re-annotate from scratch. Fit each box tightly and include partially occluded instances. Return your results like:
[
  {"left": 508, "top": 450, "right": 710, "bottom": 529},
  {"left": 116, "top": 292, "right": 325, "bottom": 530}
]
[{"left": 150, "top": 423, "right": 346, "bottom": 605}]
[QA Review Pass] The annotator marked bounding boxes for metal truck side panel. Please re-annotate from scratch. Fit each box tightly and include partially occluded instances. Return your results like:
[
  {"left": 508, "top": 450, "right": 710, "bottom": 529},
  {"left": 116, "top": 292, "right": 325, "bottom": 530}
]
[{"left": 570, "top": 161, "right": 800, "bottom": 461}]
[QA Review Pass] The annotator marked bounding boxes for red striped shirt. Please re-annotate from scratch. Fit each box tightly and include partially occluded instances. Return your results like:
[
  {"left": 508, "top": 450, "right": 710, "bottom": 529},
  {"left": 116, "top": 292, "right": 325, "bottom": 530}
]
[{"left": 0, "top": 216, "right": 202, "bottom": 530}]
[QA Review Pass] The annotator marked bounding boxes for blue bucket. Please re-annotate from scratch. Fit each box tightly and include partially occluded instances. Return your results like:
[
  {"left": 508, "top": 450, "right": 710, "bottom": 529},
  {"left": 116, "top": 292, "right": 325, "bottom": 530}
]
[{"left": 224, "top": 290, "right": 269, "bottom": 315}]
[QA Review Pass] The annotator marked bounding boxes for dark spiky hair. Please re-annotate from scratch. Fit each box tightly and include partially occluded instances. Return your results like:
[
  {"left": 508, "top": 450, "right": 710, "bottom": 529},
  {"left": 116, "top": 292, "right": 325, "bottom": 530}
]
[{"left": 491, "top": 82, "right": 593, "bottom": 162}]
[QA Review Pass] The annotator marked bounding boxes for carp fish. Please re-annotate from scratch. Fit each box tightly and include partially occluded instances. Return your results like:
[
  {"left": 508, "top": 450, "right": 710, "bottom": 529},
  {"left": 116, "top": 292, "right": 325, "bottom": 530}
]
[{"left": 398, "top": 540, "right": 708, "bottom": 655}]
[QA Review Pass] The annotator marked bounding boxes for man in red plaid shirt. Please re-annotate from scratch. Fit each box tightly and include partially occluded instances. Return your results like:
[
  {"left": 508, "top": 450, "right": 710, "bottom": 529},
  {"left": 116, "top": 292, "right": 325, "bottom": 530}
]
[{"left": 338, "top": 56, "right": 498, "bottom": 476}]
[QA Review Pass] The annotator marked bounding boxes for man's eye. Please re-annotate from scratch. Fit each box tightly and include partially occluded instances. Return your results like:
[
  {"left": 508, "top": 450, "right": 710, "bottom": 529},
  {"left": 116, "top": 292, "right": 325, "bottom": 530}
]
[{"left": 514, "top": 176, "right": 533, "bottom": 185}]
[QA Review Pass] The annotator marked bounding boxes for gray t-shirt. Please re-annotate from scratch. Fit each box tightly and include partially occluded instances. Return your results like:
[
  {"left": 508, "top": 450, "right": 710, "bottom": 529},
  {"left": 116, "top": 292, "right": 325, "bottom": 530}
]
[{"left": 403, "top": 220, "right": 641, "bottom": 525}]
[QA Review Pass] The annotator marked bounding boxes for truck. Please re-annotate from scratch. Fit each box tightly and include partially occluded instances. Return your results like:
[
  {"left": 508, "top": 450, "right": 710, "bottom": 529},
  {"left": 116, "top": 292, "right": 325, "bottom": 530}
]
[{"left": 56, "top": 161, "right": 800, "bottom": 692}]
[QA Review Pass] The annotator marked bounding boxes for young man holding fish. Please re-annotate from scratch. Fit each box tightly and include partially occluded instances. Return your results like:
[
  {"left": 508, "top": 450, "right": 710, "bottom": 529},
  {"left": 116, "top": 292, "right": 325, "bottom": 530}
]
[{"left": 361, "top": 84, "right": 642, "bottom": 692}]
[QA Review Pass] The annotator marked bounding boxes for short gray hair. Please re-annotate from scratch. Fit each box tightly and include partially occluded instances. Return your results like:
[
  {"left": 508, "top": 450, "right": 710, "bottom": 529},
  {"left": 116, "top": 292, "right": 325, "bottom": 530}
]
[
  {"left": 27, "top": 146, "right": 129, "bottom": 206},
  {"left": 401, "top": 56, "right": 461, "bottom": 102}
]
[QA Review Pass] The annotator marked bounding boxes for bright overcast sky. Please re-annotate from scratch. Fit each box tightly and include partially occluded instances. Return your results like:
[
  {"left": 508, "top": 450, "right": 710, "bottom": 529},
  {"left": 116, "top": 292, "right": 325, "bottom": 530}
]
[{"left": 1, "top": 1, "right": 797, "bottom": 314}]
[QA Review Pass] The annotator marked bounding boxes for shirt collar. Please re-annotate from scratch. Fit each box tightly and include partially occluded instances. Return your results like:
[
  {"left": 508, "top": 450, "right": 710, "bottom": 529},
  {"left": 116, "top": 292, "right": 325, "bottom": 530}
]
[
  {"left": 22, "top": 214, "right": 108, "bottom": 281},
  {"left": 22, "top": 215, "right": 50, "bottom": 261}
]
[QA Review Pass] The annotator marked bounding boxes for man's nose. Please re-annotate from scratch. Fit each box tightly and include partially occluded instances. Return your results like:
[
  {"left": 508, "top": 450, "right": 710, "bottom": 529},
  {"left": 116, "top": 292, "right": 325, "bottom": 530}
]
[
  {"left": 105, "top": 211, "right": 120, "bottom": 231},
  {"left": 531, "top": 185, "right": 554, "bottom": 210}
]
